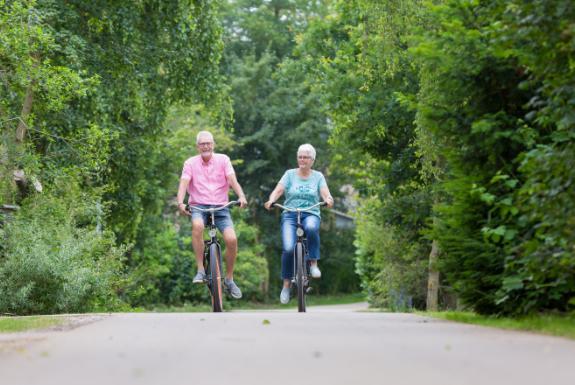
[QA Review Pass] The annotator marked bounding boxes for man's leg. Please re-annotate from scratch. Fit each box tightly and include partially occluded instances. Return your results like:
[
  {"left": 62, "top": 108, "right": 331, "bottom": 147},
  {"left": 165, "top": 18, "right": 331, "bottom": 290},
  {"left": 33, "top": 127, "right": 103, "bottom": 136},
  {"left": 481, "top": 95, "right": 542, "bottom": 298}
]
[
  {"left": 222, "top": 227, "right": 238, "bottom": 280},
  {"left": 222, "top": 228, "right": 242, "bottom": 299},
  {"left": 191, "top": 219, "right": 206, "bottom": 278}
]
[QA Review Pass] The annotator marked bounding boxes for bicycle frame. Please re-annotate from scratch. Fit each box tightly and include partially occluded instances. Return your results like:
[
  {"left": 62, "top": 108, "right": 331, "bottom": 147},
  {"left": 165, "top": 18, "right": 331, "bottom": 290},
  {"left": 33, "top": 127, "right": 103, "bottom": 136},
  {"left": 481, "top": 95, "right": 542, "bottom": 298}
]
[
  {"left": 272, "top": 202, "right": 326, "bottom": 312},
  {"left": 186, "top": 201, "right": 239, "bottom": 312}
]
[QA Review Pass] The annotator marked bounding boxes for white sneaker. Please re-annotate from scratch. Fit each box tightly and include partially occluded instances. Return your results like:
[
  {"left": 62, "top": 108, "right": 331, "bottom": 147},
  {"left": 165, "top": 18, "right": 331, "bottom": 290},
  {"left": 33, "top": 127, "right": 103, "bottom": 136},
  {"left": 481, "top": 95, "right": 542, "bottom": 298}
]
[
  {"left": 280, "top": 287, "right": 290, "bottom": 304},
  {"left": 310, "top": 264, "right": 321, "bottom": 278}
]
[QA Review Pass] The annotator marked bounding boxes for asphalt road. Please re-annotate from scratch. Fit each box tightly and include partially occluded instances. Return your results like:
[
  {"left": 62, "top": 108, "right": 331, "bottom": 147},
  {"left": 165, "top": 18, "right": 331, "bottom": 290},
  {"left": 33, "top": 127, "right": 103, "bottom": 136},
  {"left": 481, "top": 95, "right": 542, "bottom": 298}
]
[{"left": 1, "top": 303, "right": 574, "bottom": 385}]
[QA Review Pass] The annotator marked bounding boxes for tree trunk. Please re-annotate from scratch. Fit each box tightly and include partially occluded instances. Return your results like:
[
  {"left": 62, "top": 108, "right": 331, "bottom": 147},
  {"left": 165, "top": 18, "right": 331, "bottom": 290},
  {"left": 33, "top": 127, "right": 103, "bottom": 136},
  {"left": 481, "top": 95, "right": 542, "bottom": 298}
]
[
  {"left": 16, "top": 86, "right": 34, "bottom": 143},
  {"left": 16, "top": 53, "right": 39, "bottom": 143},
  {"left": 426, "top": 239, "right": 440, "bottom": 311}
]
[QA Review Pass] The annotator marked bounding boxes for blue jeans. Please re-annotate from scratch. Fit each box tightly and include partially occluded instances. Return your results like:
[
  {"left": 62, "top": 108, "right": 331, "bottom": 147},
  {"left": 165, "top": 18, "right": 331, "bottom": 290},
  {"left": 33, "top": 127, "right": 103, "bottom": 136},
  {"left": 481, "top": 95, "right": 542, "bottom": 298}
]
[
  {"left": 280, "top": 212, "right": 320, "bottom": 280},
  {"left": 190, "top": 205, "right": 233, "bottom": 233}
]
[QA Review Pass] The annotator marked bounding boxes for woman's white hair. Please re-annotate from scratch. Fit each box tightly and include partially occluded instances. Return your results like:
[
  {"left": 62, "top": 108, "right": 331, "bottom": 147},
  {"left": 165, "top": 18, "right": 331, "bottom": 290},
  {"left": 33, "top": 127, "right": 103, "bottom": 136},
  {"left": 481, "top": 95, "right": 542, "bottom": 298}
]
[
  {"left": 297, "top": 143, "right": 316, "bottom": 160},
  {"left": 196, "top": 130, "right": 214, "bottom": 144}
]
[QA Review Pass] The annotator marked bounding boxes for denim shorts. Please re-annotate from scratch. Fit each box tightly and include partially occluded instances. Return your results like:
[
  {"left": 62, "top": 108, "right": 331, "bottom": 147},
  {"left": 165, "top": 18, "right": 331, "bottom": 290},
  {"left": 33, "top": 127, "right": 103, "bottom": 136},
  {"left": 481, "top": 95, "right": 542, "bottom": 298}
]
[{"left": 190, "top": 205, "right": 234, "bottom": 233}]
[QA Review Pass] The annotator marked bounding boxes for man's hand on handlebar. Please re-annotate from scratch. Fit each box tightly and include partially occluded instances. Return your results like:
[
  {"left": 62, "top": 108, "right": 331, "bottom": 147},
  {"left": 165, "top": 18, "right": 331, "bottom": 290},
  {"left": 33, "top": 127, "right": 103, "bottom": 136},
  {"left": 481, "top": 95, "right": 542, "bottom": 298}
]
[
  {"left": 178, "top": 203, "right": 191, "bottom": 216},
  {"left": 238, "top": 196, "right": 248, "bottom": 208},
  {"left": 264, "top": 200, "right": 275, "bottom": 211}
]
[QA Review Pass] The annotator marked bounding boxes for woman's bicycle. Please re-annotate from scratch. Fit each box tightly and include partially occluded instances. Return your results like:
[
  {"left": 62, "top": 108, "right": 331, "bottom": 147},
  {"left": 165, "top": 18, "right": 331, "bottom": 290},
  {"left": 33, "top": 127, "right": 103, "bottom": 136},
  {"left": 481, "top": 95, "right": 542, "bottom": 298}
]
[
  {"left": 272, "top": 202, "right": 326, "bottom": 312},
  {"left": 186, "top": 201, "right": 239, "bottom": 312}
]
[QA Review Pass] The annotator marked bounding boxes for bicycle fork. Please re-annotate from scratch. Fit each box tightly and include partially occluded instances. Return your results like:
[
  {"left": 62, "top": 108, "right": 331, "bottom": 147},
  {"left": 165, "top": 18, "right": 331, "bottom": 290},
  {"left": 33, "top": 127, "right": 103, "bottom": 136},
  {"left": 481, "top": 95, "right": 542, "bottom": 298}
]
[{"left": 292, "top": 227, "right": 312, "bottom": 293}]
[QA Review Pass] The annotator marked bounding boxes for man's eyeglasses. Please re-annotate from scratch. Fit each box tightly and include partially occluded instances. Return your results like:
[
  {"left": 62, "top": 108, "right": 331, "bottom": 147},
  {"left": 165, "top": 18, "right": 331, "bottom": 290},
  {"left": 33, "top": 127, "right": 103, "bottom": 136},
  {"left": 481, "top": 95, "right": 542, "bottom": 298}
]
[
  {"left": 298, "top": 155, "right": 312, "bottom": 160},
  {"left": 198, "top": 142, "right": 213, "bottom": 147}
]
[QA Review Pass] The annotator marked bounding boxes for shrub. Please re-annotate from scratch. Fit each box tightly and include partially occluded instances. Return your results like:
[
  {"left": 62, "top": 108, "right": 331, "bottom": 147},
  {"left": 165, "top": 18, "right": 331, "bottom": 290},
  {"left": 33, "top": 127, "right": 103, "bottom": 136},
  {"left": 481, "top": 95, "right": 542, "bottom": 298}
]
[{"left": 0, "top": 184, "right": 126, "bottom": 315}]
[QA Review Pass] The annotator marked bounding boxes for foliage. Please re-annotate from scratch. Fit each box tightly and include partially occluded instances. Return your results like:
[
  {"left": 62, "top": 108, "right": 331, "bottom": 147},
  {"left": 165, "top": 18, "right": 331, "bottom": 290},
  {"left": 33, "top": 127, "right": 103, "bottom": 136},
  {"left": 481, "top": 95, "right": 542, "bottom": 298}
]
[
  {"left": 123, "top": 105, "right": 269, "bottom": 306},
  {"left": 221, "top": 0, "right": 359, "bottom": 295},
  {"left": 412, "top": 0, "right": 575, "bottom": 315},
  {"left": 354, "top": 197, "right": 427, "bottom": 310},
  {"left": 0, "top": 315, "right": 63, "bottom": 332},
  {"left": 1, "top": 0, "right": 226, "bottom": 314},
  {"left": 297, "top": 0, "right": 430, "bottom": 308},
  {"left": 0, "top": 179, "right": 126, "bottom": 315},
  {"left": 425, "top": 311, "right": 575, "bottom": 340},
  {"left": 296, "top": 0, "right": 575, "bottom": 316}
]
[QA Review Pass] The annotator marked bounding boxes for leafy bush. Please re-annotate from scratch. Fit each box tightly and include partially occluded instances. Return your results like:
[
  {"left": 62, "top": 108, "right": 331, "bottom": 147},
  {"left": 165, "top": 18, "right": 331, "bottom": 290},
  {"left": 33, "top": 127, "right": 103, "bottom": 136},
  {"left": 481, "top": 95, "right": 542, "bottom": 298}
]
[
  {"left": 354, "top": 198, "right": 428, "bottom": 310},
  {"left": 0, "top": 183, "right": 126, "bottom": 315},
  {"left": 497, "top": 143, "right": 575, "bottom": 313}
]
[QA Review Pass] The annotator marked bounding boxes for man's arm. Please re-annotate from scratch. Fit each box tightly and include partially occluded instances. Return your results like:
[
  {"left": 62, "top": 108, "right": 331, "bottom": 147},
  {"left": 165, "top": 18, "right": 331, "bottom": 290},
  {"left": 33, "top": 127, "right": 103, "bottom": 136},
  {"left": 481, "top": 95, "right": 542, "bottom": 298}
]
[
  {"left": 177, "top": 177, "right": 191, "bottom": 215},
  {"left": 227, "top": 173, "right": 248, "bottom": 208}
]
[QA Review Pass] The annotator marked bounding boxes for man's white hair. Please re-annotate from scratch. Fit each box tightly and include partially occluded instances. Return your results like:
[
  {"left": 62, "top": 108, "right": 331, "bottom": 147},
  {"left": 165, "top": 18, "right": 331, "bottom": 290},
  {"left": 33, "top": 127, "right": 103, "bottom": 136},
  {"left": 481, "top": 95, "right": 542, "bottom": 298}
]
[
  {"left": 196, "top": 130, "right": 214, "bottom": 144},
  {"left": 297, "top": 143, "right": 316, "bottom": 160}
]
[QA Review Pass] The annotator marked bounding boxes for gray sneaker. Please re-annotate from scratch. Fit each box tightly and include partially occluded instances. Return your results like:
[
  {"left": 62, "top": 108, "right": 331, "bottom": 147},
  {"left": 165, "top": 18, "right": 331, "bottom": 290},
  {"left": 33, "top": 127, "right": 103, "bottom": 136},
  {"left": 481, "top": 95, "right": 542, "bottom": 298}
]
[
  {"left": 280, "top": 287, "right": 290, "bottom": 304},
  {"left": 224, "top": 278, "right": 242, "bottom": 299},
  {"left": 193, "top": 271, "right": 206, "bottom": 283}
]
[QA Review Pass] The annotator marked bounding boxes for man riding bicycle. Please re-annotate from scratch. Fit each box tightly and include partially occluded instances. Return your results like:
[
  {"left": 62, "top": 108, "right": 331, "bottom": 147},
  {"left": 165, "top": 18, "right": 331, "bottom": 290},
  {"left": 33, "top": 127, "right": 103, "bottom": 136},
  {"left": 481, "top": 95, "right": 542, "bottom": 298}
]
[{"left": 177, "top": 131, "right": 248, "bottom": 299}]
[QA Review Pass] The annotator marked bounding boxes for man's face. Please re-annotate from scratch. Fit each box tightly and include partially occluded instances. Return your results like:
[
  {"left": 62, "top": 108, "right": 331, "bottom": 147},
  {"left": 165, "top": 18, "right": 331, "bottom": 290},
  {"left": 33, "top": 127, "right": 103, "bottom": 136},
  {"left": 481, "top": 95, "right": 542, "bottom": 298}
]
[{"left": 197, "top": 135, "right": 214, "bottom": 159}]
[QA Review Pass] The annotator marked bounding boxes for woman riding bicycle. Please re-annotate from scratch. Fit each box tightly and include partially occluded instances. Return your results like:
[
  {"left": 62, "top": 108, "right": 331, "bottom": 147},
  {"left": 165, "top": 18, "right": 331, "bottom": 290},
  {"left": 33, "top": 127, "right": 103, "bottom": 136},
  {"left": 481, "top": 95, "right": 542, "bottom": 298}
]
[{"left": 264, "top": 143, "right": 334, "bottom": 304}]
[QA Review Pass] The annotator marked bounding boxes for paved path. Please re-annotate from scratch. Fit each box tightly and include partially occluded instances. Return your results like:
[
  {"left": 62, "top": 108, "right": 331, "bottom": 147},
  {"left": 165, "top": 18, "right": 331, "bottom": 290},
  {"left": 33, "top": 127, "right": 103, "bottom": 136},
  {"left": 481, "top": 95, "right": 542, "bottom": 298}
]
[{"left": 1, "top": 304, "right": 574, "bottom": 385}]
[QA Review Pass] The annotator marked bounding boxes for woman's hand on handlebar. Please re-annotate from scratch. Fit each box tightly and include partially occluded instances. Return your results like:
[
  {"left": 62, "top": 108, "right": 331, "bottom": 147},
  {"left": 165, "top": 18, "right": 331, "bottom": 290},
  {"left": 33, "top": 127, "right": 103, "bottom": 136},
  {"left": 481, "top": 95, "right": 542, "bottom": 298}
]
[{"left": 325, "top": 196, "right": 334, "bottom": 208}]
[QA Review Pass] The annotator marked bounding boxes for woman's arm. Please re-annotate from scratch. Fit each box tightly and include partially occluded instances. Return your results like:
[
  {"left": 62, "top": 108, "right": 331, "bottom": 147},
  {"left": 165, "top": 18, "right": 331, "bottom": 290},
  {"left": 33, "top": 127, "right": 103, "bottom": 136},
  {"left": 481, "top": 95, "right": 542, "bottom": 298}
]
[
  {"left": 264, "top": 183, "right": 285, "bottom": 210},
  {"left": 320, "top": 185, "right": 334, "bottom": 208}
]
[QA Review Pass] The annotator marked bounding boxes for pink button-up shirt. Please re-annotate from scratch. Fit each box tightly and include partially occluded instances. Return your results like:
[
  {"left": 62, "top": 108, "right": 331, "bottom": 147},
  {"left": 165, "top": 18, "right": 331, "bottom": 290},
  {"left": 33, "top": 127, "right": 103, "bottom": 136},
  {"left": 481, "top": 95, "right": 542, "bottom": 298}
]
[{"left": 181, "top": 153, "right": 235, "bottom": 205}]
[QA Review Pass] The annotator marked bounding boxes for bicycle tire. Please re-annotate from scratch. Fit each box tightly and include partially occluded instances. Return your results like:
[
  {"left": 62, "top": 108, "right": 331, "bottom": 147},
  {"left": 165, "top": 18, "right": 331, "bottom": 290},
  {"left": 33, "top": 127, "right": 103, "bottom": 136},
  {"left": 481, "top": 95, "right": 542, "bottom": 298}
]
[
  {"left": 295, "top": 241, "right": 306, "bottom": 312},
  {"left": 209, "top": 243, "right": 223, "bottom": 312}
]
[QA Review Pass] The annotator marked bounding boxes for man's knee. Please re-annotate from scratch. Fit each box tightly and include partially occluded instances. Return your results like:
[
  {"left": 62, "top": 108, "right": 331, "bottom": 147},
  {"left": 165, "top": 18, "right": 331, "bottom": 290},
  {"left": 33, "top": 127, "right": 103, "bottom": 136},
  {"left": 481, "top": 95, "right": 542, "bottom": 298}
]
[
  {"left": 223, "top": 228, "right": 237, "bottom": 245},
  {"left": 192, "top": 221, "right": 205, "bottom": 236}
]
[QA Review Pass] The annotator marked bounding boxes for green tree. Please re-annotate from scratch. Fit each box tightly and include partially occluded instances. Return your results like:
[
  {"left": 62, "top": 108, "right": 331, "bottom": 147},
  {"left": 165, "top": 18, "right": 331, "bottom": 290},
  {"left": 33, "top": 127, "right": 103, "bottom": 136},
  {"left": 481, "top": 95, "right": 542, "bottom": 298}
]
[
  {"left": 221, "top": 0, "right": 358, "bottom": 295},
  {"left": 412, "top": 0, "right": 575, "bottom": 315},
  {"left": 297, "top": 0, "right": 431, "bottom": 308},
  {"left": 1, "top": 0, "right": 226, "bottom": 313}
]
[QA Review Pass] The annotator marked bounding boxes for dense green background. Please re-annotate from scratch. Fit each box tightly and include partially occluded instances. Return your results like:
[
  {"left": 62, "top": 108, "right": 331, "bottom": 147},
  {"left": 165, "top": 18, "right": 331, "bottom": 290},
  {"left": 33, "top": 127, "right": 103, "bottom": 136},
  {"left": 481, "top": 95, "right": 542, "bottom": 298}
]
[{"left": 1, "top": 0, "right": 573, "bottom": 316}]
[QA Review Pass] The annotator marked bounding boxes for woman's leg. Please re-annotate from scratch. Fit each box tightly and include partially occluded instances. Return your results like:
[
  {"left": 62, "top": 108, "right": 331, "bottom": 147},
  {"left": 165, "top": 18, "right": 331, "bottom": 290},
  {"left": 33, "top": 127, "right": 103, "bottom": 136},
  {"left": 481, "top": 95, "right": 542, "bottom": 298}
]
[
  {"left": 280, "top": 212, "right": 297, "bottom": 281},
  {"left": 302, "top": 213, "right": 321, "bottom": 262}
]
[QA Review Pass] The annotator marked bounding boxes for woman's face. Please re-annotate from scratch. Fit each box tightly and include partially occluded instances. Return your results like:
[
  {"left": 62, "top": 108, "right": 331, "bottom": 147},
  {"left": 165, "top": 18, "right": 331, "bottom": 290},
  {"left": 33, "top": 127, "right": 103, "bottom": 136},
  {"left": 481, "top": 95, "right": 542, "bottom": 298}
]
[{"left": 297, "top": 151, "right": 314, "bottom": 169}]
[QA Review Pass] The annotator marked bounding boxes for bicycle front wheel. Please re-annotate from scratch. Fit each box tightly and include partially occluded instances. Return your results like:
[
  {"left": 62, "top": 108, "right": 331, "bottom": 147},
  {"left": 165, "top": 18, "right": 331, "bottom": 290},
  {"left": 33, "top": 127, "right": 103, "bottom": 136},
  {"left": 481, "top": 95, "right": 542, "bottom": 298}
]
[
  {"left": 295, "top": 242, "right": 306, "bottom": 312},
  {"left": 209, "top": 243, "right": 223, "bottom": 312}
]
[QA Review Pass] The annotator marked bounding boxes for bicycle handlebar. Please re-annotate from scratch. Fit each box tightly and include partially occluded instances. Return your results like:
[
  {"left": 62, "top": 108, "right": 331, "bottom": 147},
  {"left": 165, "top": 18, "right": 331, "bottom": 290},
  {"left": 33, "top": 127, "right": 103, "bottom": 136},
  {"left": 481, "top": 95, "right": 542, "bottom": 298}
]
[
  {"left": 186, "top": 200, "right": 240, "bottom": 213},
  {"left": 271, "top": 201, "right": 327, "bottom": 212}
]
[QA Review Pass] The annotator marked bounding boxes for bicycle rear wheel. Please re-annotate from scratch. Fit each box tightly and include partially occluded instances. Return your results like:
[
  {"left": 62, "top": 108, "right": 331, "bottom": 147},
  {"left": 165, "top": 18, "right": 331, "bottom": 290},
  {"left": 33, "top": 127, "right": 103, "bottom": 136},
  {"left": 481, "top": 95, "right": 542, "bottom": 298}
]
[
  {"left": 295, "top": 242, "right": 306, "bottom": 312},
  {"left": 209, "top": 243, "right": 223, "bottom": 312}
]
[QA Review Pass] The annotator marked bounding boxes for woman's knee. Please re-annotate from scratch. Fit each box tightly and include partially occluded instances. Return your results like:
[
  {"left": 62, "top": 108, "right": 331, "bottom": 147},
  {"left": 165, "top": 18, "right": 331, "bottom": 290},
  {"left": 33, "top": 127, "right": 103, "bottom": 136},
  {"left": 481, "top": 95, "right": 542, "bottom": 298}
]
[
  {"left": 304, "top": 222, "right": 320, "bottom": 234},
  {"left": 303, "top": 215, "right": 320, "bottom": 230}
]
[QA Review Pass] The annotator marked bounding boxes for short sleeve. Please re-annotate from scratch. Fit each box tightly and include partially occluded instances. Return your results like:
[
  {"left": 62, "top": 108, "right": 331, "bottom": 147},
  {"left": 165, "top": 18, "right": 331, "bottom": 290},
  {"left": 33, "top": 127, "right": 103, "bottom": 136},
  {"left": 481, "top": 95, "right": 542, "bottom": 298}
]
[
  {"left": 181, "top": 160, "right": 193, "bottom": 180},
  {"left": 279, "top": 170, "right": 291, "bottom": 189},
  {"left": 223, "top": 155, "right": 235, "bottom": 176},
  {"left": 318, "top": 172, "right": 327, "bottom": 189}
]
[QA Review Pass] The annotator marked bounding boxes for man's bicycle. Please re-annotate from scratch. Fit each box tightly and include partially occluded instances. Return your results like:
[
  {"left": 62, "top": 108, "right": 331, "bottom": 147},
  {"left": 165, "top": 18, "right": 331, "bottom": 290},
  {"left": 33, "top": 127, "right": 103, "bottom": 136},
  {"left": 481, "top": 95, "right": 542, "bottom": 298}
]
[
  {"left": 272, "top": 202, "right": 326, "bottom": 312},
  {"left": 186, "top": 201, "right": 239, "bottom": 312}
]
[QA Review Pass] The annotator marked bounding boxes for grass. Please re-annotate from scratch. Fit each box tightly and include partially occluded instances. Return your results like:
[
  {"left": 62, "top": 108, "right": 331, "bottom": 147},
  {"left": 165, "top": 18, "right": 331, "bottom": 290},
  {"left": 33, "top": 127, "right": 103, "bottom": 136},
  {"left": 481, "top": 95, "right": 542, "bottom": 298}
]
[
  {"left": 422, "top": 311, "right": 575, "bottom": 340},
  {"left": 0, "top": 316, "right": 64, "bottom": 333},
  {"left": 150, "top": 292, "right": 366, "bottom": 312}
]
